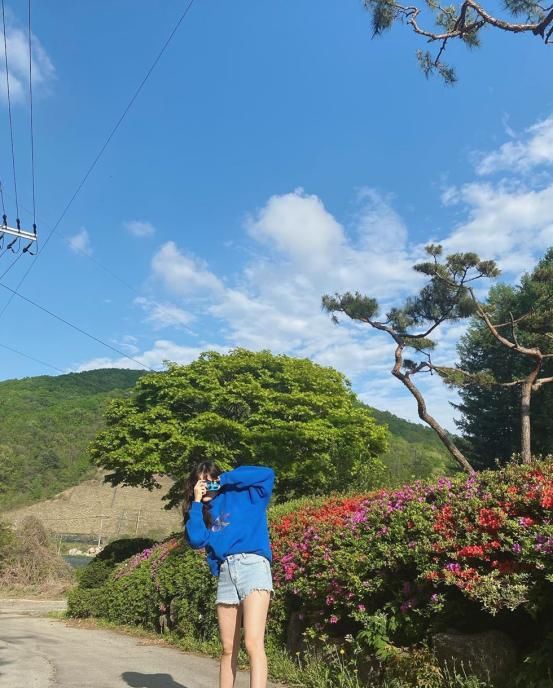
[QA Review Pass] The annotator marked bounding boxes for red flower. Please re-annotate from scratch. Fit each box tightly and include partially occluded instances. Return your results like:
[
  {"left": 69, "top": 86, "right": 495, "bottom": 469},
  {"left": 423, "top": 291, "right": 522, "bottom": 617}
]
[
  {"left": 457, "top": 545, "right": 485, "bottom": 559},
  {"left": 478, "top": 508, "right": 505, "bottom": 532},
  {"left": 458, "top": 567, "right": 479, "bottom": 581},
  {"left": 529, "top": 471, "right": 546, "bottom": 483},
  {"left": 492, "top": 559, "right": 516, "bottom": 574},
  {"left": 488, "top": 540, "right": 501, "bottom": 550},
  {"left": 541, "top": 485, "right": 553, "bottom": 509},
  {"left": 425, "top": 571, "right": 440, "bottom": 581}
]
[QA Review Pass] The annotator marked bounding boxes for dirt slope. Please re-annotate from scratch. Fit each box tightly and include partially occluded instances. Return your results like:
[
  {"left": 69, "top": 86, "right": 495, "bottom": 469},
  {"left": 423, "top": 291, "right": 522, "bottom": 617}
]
[{"left": 1, "top": 472, "right": 182, "bottom": 540}]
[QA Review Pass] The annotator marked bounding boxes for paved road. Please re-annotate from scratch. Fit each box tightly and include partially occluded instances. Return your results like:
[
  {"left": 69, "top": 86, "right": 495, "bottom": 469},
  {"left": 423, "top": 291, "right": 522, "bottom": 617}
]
[{"left": 0, "top": 599, "right": 288, "bottom": 688}]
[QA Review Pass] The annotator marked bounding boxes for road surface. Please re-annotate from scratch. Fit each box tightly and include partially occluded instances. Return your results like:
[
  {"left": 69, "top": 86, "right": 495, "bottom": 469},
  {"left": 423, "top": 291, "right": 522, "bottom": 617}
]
[{"left": 0, "top": 598, "right": 288, "bottom": 688}]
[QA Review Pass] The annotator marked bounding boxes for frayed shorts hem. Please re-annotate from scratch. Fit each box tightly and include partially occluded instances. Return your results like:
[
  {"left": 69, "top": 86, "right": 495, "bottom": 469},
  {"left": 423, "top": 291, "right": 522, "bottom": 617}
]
[
  {"left": 215, "top": 587, "right": 274, "bottom": 605},
  {"left": 215, "top": 552, "right": 274, "bottom": 605}
]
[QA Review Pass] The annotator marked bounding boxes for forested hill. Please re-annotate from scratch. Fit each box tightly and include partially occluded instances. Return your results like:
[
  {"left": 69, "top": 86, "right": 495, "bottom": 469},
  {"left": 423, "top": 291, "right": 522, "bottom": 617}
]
[
  {"left": 365, "top": 407, "right": 457, "bottom": 482},
  {"left": 0, "top": 369, "right": 145, "bottom": 510},
  {"left": 0, "top": 368, "right": 454, "bottom": 511}
]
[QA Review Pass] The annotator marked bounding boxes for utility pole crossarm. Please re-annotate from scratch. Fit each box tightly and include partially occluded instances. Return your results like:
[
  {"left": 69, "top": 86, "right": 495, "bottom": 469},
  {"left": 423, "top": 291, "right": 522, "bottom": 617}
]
[{"left": 1, "top": 216, "right": 37, "bottom": 242}]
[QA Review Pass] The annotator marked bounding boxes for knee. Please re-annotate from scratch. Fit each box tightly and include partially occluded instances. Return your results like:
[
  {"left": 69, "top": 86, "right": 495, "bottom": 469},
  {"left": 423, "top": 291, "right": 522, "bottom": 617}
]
[
  {"left": 244, "top": 637, "right": 265, "bottom": 657},
  {"left": 221, "top": 644, "right": 236, "bottom": 658}
]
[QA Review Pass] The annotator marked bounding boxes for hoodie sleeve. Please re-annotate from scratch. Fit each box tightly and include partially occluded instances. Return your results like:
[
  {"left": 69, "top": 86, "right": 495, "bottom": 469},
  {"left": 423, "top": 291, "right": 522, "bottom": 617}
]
[
  {"left": 219, "top": 465, "right": 275, "bottom": 503},
  {"left": 185, "top": 501, "right": 211, "bottom": 548}
]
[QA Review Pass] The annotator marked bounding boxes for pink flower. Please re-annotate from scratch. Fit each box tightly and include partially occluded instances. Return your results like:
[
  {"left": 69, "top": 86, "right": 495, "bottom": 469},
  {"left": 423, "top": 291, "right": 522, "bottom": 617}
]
[
  {"left": 518, "top": 517, "right": 535, "bottom": 527},
  {"left": 329, "top": 615, "right": 339, "bottom": 624}
]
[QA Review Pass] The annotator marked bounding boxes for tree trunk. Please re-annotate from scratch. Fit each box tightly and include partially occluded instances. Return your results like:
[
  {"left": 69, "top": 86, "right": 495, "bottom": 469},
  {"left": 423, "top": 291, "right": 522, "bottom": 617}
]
[
  {"left": 520, "top": 381, "right": 532, "bottom": 463},
  {"left": 391, "top": 343, "right": 475, "bottom": 474},
  {"left": 519, "top": 360, "right": 543, "bottom": 463}
]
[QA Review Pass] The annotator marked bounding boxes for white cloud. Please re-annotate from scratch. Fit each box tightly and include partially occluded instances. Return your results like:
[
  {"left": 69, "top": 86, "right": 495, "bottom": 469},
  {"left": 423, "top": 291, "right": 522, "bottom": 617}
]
[
  {"left": 355, "top": 188, "right": 408, "bottom": 252},
  {"left": 0, "top": 16, "right": 55, "bottom": 105},
  {"left": 146, "top": 190, "right": 425, "bottom": 385},
  {"left": 246, "top": 188, "right": 345, "bottom": 271},
  {"left": 477, "top": 115, "right": 553, "bottom": 175},
  {"left": 123, "top": 220, "right": 156, "bottom": 237},
  {"left": 110, "top": 335, "right": 140, "bottom": 356},
  {"left": 76, "top": 340, "right": 228, "bottom": 372},
  {"left": 77, "top": 115, "right": 553, "bottom": 430},
  {"left": 68, "top": 228, "right": 92, "bottom": 256},
  {"left": 152, "top": 241, "right": 223, "bottom": 295},
  {"left": 440, "top": 181, "right": 553, "bottom": 274},
  {"left": 134, "top": 296, "right": 194, "bottom": 329},
  {"left": 79, "top": 190, "right": 424, "bottom": 407}
]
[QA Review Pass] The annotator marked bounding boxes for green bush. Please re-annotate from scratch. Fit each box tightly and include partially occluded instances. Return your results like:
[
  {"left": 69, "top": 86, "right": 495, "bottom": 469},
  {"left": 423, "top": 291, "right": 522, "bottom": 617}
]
[
  {"left": 76, "top": 559, "right": 114, "bottom": 589},
  {"left": 101, "top": 562, "right": 159, "bottom": 628},
  {"left": 155, "top": 547, "right": 218, "bottom": 639},
  {"left": 96, "top": 537, "right": 156, "bottom": 564},
  {"left": 67, "top": 586, "right": 108, "bottom": 618},
  {"left": 75, "top": 537, "right": 157, "bottom": 591}
]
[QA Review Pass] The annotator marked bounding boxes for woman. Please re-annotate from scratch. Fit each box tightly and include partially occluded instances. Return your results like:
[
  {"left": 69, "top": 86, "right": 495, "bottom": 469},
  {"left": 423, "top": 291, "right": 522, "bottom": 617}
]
[{"left": 183, "top": 461, "right": 275, "bottom": 688}]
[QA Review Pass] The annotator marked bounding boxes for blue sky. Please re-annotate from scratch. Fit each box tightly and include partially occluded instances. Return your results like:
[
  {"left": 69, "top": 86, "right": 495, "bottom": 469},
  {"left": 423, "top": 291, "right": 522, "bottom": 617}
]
[{"left": 0, "top": 0, "right": 552, "bottom": 430}]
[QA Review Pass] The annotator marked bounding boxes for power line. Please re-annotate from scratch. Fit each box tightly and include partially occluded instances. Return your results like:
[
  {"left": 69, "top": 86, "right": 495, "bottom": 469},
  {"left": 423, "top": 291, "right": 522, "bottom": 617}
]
[
  {"left": 0, "top": 250, "right": 22, "bottom": 280},
  {"left": 1, "top": 0, "right": 19, "bottom": 220},
  {"left": 0, "top": 190, "right": 164, "bottom": 324},
  {"left": 0, "top": 0, "right": 198, "bottom": 325},
  {"left": 0, "top": 180, "right": 6, "bottom": 215},
  {"left": 0, "top": 340, "right": 66, "bottom": 373},
  {"left": 27, "top": 0, "right": 37, "bottom": 229},
  {"left": 0, "top": 280, "right": 154, "bottom": 371}
]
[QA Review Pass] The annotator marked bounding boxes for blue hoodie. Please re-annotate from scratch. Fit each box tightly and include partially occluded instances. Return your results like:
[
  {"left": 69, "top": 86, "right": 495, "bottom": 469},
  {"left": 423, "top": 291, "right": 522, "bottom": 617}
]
[{"left": 185, "top": 465, "right": 275, "bottom": 577}]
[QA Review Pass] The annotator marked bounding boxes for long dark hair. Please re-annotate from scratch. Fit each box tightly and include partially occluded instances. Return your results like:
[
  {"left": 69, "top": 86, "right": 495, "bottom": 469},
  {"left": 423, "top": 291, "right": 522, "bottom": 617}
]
[{"left": 181, "top": 461, "right": 223, "bottom": 531}]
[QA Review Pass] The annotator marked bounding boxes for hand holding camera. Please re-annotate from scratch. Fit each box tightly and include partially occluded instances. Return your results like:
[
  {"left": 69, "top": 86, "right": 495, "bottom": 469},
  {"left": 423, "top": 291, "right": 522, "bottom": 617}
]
[{"left": 193, "top": 476, "right": 221, "bottom": 502}]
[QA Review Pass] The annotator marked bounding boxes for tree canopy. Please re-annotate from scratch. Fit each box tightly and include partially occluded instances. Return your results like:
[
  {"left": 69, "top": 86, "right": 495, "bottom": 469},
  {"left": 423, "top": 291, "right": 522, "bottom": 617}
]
[
  {"left": 90, "top": 349, "right": 388, "bottom": 507},
  {"left": 362, "top": 0, "right": 553, "bottom": 83}
]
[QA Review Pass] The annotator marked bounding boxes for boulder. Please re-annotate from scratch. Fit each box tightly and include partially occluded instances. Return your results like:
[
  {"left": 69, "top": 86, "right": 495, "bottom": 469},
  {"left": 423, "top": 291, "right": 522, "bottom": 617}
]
[{"left": 432, "top": 629, "right": 517, "bottom": 684}]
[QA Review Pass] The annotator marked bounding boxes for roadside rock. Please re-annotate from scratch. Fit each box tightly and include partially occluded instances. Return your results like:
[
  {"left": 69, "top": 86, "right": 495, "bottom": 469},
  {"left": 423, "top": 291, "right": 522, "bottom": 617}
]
[{"left": 432, "top": 629, "right": 517, "bottom": 684}]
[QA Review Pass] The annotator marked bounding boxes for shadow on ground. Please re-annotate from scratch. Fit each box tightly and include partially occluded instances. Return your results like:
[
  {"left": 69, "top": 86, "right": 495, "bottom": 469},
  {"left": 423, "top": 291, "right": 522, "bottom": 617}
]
[{"left": 122, "top": 671, "right": 190, "bottom": 688}]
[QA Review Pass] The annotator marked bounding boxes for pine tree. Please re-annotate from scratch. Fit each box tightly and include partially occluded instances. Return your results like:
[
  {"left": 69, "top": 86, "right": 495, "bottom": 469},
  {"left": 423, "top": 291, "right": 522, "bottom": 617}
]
[{"left": 455, "top": 252, "right": 553, "bottom": 467}]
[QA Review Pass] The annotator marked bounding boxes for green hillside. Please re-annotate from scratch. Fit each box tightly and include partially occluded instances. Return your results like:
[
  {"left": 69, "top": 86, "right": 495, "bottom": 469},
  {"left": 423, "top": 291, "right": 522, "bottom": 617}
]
[
  {"left": 366, "top": 406, "right": 458, "bottom": 483},
  {"left": 0, "top": 367, "right": 457, "bottom": 511},
  {"left": 0, "top": 369, "right": 144, "bottom": 510}
]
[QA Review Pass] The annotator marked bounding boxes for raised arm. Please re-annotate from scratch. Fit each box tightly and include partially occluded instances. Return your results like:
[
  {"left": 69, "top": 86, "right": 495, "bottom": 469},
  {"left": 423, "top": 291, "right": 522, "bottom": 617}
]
[{"left": 219, "top": 465, "right": 275, "bottom": 501}]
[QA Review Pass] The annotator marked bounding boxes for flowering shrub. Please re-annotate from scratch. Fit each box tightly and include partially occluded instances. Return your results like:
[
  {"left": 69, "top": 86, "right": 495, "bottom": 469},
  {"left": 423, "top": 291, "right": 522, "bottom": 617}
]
[
  {"left": 114, "top": 538, "right": 179, "bottom": 581},
  {"left": 271, "top": 460, "right": 553, "bottom": 623},
  {"left": 68, "top": 458, "right": 553, "bottom": 684}
]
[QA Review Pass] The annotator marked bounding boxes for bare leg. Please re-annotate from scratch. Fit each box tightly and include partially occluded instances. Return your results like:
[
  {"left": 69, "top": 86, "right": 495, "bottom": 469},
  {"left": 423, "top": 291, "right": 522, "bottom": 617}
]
[
  {"left": 242, "top": 590, "right": 271, "bottom": 688},
  {"left": 217, "top": 602, "right": 242, "bottom": 688}
]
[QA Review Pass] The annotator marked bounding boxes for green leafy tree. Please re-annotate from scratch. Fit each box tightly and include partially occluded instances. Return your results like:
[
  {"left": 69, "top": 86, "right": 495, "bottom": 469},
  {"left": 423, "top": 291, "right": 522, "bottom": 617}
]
[
  {"left": 454, "top": 252, "right": 553, "bottom": 467},
  {"left": 90, "top": 349, "right": 388, "bottom": 507},
  {"left": 362, "top": 0, "right": 553, "bottom": 83}
]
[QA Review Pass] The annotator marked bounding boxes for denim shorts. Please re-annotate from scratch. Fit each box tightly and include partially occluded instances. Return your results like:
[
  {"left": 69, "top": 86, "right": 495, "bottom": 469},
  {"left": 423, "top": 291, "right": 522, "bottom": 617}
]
[{"left": 216, "top": 552, "right": 274, "bottom": 605}]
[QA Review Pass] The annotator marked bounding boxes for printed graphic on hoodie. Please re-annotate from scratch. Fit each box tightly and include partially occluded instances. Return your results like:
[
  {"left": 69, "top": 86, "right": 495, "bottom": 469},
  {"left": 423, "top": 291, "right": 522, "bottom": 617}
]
[{"left": 211, "top": 512, "right": 231, "bottom": 532}]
